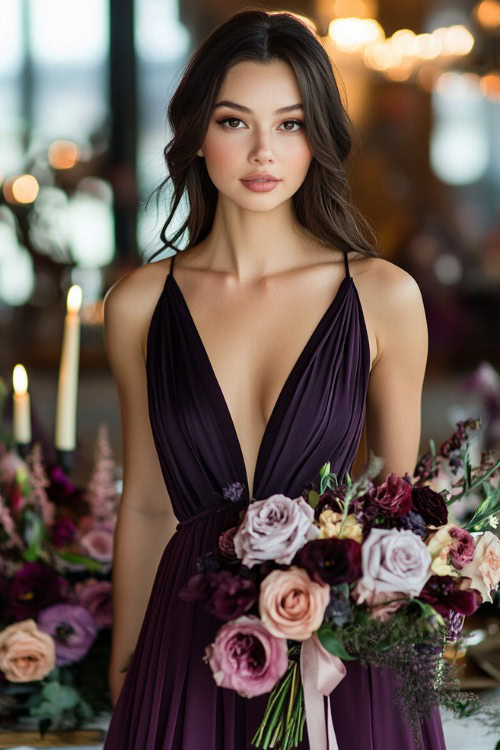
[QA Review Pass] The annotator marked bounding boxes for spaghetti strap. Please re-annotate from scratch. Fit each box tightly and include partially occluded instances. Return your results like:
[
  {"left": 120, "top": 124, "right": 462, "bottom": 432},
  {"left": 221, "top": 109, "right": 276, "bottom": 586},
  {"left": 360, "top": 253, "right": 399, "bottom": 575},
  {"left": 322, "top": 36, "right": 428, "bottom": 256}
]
[
  {"left": 169, "top": 252, "right": 176, "bottom": 277},
  {"left": 343, "top": 250, "right": 351, "bottom": 278}
]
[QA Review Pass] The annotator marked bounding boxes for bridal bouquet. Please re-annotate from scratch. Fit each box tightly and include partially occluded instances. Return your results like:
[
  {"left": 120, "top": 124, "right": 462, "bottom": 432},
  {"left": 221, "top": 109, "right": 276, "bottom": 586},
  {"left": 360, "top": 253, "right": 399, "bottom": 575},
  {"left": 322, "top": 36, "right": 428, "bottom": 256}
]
[{"left": 179, "top": 418, "right": 500, "bottom": 749}]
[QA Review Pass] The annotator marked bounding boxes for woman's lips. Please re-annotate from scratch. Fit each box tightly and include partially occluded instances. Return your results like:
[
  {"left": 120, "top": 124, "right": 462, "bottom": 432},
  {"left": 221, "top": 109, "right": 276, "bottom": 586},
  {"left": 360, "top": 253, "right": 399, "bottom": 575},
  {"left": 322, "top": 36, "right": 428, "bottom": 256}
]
[{"left": 240, "top": 179, "right": 280, "bottom": 192}]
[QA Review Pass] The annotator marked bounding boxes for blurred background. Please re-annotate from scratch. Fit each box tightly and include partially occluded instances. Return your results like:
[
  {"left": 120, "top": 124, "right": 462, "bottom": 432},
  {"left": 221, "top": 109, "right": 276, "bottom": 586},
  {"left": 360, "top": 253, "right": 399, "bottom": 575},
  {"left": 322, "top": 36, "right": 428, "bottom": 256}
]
[{"left": 0, "top": 1, "right": 499, "bottom": 747}]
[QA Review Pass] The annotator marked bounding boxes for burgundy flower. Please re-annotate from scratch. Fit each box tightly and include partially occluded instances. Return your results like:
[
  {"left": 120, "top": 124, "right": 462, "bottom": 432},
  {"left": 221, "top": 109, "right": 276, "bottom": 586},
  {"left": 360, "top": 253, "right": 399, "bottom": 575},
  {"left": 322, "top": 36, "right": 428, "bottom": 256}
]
[
  {"left": 418, "top": 575, "right": 481, "bottom": 617},
  {"left": 217, "top": 526, "right": 239, "bottom": 564},
  {"left": 50, "top": 517, "right": 78, "bottom": 547},
  {"left": 313, "top": 488, "right": 346, "bottom": 521},
  {"left": 296, "top": 537, "right": 362, "bottom": 586},
  {"left": 364, "top": 473, "right": 412, "bottom": 519},
  {"left": 6, "top": 561, "right": 68, "bottom": 621},
  {"left": 411, "top": 486, "right": 448, "bottom": 527},
  {"left": 179, "top": 570, "right": 257, "bottom": 621},
  {"left": 448, "top": 527, "right": 475, "bottom": 569}
]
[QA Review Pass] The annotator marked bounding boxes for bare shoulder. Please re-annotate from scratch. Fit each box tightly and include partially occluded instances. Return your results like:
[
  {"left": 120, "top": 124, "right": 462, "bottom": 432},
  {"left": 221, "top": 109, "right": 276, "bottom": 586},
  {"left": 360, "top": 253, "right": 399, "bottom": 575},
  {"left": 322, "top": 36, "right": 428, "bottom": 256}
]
[
  {"left": 348, "top": 253, "right": 427, "bottom": 367},
  {"left": 103, "top": 258, "right": 171, "bottom": 363}
]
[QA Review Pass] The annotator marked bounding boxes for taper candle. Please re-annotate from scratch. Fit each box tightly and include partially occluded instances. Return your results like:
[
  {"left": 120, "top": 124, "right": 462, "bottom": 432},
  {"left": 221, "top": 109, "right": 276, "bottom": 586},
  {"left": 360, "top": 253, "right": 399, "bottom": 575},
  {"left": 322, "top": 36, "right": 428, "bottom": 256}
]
[
  {"left": 55, "top": 284, "right": 82, "bottom": 451},
  {"left": 12, "top": 364, "right": 31, "bottom": 444}
]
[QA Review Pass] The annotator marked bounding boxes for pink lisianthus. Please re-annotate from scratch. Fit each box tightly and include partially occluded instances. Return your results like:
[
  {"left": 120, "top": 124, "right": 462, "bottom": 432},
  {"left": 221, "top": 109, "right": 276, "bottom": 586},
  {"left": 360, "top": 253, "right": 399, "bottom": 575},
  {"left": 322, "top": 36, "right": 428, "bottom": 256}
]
[
  {"left": 78, "top": 524, "right": 114, "bottom": 562},
  {"left": 352, "top": 581, "right": 410, "bottom": 622},
  {"left": 259, "top": 566, "right": 330, "bottom": 641},
  {"left": 460, "top": 531, "right": 500, "bottom": 604},
  {"left": 233, "top": 494, "right": 318, "bottom": 568},
  {"left": 203, "top": 614, "right": 288, "bottom": 698}
]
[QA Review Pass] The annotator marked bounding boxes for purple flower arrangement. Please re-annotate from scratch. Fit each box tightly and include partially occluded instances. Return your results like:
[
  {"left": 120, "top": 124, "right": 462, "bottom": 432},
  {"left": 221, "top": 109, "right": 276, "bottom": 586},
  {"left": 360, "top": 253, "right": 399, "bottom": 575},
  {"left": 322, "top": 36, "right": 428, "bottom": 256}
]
[
  {"left": 0, "top": 420, "right": 117, "bottom": 734},
  {"left": 179, "top": 417, "right": 500, "bottom": 749}
]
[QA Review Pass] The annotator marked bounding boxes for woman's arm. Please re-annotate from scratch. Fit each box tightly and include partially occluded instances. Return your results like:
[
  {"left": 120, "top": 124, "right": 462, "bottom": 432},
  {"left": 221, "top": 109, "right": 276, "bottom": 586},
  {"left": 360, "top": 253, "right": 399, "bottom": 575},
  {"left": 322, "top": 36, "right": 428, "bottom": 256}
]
[
  {"left": 364, "top": 261, "right": 429, "bottom": 482},
  {"left": 103, "top": 266, "right": 178, "bottom": 707}
]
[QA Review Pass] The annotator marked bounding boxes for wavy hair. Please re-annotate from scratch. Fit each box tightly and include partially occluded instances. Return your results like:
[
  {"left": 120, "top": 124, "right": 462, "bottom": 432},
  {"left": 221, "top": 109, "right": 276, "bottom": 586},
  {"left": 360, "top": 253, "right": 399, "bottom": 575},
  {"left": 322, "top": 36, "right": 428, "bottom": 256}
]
[{"left": 145, "top": 6, "right": 380, "bottom": 264}]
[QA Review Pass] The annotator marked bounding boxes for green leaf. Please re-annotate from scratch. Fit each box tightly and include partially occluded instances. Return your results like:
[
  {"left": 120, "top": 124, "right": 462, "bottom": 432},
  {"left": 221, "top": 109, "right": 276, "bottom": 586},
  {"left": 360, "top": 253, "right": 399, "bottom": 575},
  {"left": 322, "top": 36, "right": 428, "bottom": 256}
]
[
  {"left": 56, "top": 550, "right": 106, "bottom": 572},
  {"left": 316, "top": 626, "right": 356, "bottom": 661},
  {"left": 307, "top": 490, "right": 320, "bottom": 510}
]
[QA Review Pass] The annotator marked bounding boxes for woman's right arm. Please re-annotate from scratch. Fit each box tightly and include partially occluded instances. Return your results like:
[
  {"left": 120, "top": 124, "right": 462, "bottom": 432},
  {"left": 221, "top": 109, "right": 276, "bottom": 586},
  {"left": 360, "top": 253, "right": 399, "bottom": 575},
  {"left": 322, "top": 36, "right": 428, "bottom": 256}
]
[{"left": 103, "top": 266, "right": 178, "bottom": 708}]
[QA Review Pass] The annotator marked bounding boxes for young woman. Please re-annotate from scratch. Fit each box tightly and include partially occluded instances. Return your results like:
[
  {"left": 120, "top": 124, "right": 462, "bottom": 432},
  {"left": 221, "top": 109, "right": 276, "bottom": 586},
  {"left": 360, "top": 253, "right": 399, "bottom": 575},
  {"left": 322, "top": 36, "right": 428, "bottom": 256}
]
[{"left": 102, "top": 8, "right": 446, "bottom": 749}]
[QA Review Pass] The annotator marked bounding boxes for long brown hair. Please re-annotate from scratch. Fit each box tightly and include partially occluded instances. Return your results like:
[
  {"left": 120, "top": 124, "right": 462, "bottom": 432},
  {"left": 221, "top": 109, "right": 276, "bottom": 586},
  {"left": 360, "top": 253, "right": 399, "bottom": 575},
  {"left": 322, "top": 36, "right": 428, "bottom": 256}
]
[{"left": 145, "top": 7, "right": 380, "bottom": 264}]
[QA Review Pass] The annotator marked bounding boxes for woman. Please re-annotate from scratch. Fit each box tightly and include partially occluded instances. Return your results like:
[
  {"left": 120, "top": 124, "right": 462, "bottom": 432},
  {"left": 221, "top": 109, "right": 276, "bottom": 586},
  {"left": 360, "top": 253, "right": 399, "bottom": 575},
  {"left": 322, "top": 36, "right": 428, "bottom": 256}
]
[{"left": 102, "top": 8, "right": 446, "bottom": 749}]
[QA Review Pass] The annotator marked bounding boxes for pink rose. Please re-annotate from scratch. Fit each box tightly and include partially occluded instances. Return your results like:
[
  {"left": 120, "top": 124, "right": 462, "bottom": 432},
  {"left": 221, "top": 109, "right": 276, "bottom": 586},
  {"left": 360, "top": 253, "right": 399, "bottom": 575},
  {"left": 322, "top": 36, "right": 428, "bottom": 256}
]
[
  {"left": 352, "top": 581, "right": 410, "bottom": 622},
  {"left": 460, "top": 531, "right": 500, "bottom": 604},
  {"left": 203, "top": 614, "right": 288, "bottom": 698},
  {"left": 0, "top": 619, "right": 55, "bottom": 682},
  {"left": 233, "top": 494, "right": 318, "bottom": 568},
  {"left": 360, "top": 528, "right": 431, "bottom": 597},
  {"left": 259, "top": 566, "right": 330, "bottom": 641},
  {"left": 78, "top": 525, "right": 114, "bottom": 562}
]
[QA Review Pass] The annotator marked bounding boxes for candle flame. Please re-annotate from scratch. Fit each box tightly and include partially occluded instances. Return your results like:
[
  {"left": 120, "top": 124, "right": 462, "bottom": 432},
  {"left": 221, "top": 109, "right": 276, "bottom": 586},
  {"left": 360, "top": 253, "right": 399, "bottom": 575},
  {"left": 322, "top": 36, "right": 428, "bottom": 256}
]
[
  {"left": 13, "top": 364, "right": 28, "bottom": 394},
  {"left": 67, "top": 285, "right": 82, "bottom": 313}
]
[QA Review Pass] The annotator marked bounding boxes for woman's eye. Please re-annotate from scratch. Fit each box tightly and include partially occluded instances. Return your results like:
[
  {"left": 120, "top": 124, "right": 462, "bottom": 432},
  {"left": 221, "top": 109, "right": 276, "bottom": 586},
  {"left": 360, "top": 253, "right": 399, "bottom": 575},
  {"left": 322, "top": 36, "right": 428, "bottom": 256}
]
[{"left": 216, "top": 117, "right": 304, "bottom": 132}]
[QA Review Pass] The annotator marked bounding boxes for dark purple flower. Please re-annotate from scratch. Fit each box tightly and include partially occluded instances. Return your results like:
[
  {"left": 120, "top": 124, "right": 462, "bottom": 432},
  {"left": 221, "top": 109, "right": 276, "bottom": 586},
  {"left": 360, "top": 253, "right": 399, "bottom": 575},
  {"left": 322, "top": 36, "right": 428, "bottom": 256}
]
[
  {"left": 217, "top": 526, "right": 239, "bottom": 564},
  {"left": 313, "top": 488, "right": 346, "bottom": 521},
  {"left": 411, "top": 486, "right": 448, "bottom": 527},
  {"left": 295, "top": 537, "right": 362, "bottom": 586},
  {"left": 7, "top": 561, "right": 68, "bottom": 620},
  {"left": 364, "top": 473, "right": 412, "bottom": 519},
  {"left": 398, "top": 510, "right": 428, "bottom": 538},
  {"left": 222, "top": 482, "right": 245, "bottom": 502},
  {"left": 418, "top": 575, "right": 481, "bottom": 617},
  {"left": 50, "top": 517, "right": 78, "bottom": 547},
  {"left": 179, "top": 570, "right": 257, "bottom": 621}
]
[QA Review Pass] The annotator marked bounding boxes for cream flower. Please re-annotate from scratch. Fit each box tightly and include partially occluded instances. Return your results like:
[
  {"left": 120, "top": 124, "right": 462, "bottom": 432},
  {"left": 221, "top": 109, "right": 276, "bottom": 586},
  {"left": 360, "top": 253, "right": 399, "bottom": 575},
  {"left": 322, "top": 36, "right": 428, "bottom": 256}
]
[
  {"left": 460, "top": 531, "right": 500, "bottom": 604},
  {"left": 0, "top": 619, "right": 55, "bottom": 682},
  {"left": 426, "top": 523, "right": 459, "bottom": 577},
  {"left": 318, "top": 510, "right": 363, "bottom": 543}
]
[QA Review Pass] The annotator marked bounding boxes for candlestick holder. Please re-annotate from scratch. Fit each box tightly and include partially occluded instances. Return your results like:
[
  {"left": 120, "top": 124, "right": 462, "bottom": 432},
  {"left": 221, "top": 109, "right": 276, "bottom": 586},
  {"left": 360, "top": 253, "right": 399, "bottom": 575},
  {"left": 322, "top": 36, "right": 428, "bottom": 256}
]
[{"left": 56, "top": 447, "right": 74, "bottom": 475}]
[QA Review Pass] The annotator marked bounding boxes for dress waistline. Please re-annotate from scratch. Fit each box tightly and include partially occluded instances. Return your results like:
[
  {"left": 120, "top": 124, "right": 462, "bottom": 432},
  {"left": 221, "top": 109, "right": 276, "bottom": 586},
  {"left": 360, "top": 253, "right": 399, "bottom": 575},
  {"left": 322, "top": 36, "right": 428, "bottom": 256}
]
[{"left": 176, "top": 497, "right": 249, "bottom": 530}]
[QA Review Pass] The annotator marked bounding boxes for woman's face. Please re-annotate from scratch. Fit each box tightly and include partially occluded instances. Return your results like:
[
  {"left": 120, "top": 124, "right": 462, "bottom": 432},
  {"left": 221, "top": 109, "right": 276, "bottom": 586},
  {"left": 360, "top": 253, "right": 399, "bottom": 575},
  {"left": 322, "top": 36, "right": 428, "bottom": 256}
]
[{"left": 198, "top": 59, "right": 313, "bottom": 210}]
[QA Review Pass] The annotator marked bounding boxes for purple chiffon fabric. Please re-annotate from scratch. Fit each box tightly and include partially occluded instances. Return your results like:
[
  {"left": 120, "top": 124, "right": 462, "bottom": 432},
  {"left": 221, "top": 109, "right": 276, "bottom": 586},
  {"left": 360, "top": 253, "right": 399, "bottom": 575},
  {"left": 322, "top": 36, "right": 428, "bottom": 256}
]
[{"left": 103, "top": 251, "right": 447, "bottom": 749}]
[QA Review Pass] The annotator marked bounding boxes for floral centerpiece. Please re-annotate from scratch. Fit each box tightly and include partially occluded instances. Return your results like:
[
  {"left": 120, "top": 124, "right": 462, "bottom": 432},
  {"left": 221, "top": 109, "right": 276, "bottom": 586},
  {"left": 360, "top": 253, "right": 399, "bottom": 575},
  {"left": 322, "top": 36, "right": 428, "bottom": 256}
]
[
  {"left": 179, "top": 417, "right": 500, "bottom": 749},
  {"left": 0, "top": 380, "right": 117, "bottom": 738}
]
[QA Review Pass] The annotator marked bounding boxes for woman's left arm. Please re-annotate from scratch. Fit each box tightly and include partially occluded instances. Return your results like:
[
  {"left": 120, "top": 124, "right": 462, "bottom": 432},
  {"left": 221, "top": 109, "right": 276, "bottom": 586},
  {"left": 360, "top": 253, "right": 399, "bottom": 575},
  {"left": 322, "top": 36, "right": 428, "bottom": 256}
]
[{"left": 364, "top": 262, "right": 429, "bottom": 482}]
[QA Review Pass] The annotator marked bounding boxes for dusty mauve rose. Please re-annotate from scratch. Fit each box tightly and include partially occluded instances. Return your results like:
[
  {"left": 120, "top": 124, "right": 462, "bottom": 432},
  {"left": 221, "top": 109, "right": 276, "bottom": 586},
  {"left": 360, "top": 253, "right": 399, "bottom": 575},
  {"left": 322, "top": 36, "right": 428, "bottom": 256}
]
[
  {"left": 460, "top": 531, "right": 500, "bottom": 604},
  {"left": 359, "top": 528, "right": 432, "bottom": 597},
  {"left": 233, "top": 494, "right": 318, "bottom": 568},
  {"left": 203, "top": 614, "right": 288, "bottom": 698},
  {"left": 259, "top": 566, "right": 330, "bottom": 641},
  {"left": 364, "top": 473, "right": 412, "bottom": 519},
  {"left": 411, "top": 486, "right": 448, "bottom": 526},
  {"left": 352, "top": 581, "right": 410, "bottom": 622},
  {"left": 296, "top": 537, "right": 362, "bottom": 586},
  {"left": 0, "top": 619, "right": 55, "bottom": 682},
  {"left": 217, "top": 526, "right": 239, "bottom": 563}
]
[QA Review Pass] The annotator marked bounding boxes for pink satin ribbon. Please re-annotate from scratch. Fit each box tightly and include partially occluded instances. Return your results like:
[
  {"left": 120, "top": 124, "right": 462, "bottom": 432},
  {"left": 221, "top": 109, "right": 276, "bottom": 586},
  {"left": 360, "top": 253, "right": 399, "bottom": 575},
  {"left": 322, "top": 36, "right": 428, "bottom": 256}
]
[{"left": 300, "top": 633, "right": 346, "bottom": 750}]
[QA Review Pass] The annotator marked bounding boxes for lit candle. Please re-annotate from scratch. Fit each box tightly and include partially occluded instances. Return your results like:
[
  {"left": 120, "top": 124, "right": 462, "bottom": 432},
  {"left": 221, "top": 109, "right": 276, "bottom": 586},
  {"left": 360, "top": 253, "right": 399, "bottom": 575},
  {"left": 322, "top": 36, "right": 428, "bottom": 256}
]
[
  {"left": 55, "top": 285, "right": 82, "bottom": 452},
  {"left": 12, "top": 364, "right": 31, "bottom": 445}
]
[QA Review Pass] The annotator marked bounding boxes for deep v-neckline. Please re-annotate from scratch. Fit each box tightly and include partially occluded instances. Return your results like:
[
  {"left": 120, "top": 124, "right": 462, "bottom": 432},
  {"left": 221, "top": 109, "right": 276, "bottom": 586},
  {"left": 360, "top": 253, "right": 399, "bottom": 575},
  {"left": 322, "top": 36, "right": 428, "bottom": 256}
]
[{"left": 167, "top": 256, "right": 352, "bottom": 501}]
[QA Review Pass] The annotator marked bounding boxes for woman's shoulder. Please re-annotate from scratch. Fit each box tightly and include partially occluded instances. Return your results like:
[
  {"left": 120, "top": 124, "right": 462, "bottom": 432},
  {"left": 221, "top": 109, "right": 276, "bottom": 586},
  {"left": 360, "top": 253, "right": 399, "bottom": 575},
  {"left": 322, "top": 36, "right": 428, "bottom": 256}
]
[
  {"left": 103, "top": 257, "right": 172, "bottom": 362},
  {"left": 349, "top": 252, "right": 424, "bottom": 311}
]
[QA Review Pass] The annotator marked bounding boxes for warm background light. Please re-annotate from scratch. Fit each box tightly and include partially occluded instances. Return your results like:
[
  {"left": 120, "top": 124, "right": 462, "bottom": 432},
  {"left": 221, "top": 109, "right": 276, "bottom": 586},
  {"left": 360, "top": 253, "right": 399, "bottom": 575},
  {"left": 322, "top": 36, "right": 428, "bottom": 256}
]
[
  {"left": 11, "top": 174, "right": 39, "bottom": 204},
  {"left": 48, "top": 139, "right": 81, "bottom": 170}
]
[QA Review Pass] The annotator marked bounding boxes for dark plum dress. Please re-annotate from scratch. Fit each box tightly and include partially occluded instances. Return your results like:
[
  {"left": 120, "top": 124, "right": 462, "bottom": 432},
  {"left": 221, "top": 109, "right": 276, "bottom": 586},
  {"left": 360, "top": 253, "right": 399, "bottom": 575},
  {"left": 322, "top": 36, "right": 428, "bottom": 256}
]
[{"left": 103, "top": 251, "right": 446, "bottom": 749}]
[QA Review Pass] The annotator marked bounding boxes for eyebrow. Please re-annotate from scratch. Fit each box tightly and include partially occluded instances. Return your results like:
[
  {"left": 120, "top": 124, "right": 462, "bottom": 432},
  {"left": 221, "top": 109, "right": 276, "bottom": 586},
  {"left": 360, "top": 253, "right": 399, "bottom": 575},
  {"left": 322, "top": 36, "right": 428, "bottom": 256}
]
[{"left": 214, "top": 100, "right": 303, "bottom": 115}]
